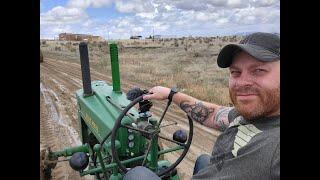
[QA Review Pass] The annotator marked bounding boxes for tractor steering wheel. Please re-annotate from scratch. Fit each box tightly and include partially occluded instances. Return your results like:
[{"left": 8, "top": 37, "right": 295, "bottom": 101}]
[{"left": 110, "top": 95, "right": 193, "bottom": 177}]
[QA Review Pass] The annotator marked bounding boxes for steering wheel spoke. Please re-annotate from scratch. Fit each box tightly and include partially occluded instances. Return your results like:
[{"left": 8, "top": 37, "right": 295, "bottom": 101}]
[
  {"left": 159, "top": 121, "right": 178, "bottom": 128},
  {"left": 141, "top": 140, "right": 153, "bottom": 167},
  {"left": 121, "top": 124, "right": 153, "bottom": 136}
]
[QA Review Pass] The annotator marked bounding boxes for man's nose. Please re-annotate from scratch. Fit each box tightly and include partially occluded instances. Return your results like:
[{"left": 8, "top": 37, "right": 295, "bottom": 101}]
[{"left": 234, "top": 72, "right": 254, "bottom": 87}]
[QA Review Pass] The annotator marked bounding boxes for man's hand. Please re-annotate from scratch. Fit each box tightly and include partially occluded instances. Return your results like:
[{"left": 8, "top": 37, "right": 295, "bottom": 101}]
[{"left": 143, "top": 86, "right": 171, "bottom": 101}]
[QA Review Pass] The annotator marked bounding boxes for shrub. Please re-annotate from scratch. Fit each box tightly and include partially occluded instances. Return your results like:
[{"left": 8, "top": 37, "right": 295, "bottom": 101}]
[
  {"left": 55, "top": 46, "right": 61, "bottom": 51},
  {"left": 174, "top": 39, "right": 179, "bottom": 47},
  {"left": 193, "top": 52, "right": 200, "bottom": 57},
  {"left": 70, "top": 48, "right": 76, "bottom": 52}
]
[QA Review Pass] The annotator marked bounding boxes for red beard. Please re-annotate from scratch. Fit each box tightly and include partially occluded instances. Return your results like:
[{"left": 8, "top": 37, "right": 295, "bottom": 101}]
[{"left": 229, "top": 85, "right": 280, "bottom": 120}]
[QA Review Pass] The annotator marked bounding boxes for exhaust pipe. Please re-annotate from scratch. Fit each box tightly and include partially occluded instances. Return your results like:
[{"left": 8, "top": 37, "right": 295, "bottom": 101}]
[{"left": 79, "top": 42, "right": 93, "bottom": 97}]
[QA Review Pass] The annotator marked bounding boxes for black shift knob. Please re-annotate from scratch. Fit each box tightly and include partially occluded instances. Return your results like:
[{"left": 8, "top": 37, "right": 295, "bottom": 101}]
[
  {"left": 69, "top": 152, "right": 89, "bottom": 171},
  {"left": 173, "top": 130, "right": 187, "bottom": 143},
  {"left": 127, "top": 87, "right": 148, "bottom": 101}
]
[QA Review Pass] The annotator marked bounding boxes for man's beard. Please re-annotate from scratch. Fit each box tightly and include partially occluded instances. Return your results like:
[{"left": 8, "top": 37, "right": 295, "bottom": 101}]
[{"left": 229, "top": 85, "right": 280, "bottom": 120}]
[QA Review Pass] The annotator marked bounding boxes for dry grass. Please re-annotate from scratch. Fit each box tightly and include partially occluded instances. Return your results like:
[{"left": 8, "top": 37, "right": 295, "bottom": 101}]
[{"left": 40, "top": 36, "right": 242, "bottom": 106}]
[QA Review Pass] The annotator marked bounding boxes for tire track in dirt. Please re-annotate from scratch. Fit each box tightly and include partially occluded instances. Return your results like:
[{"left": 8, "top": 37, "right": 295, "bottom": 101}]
[
  {"left": 41, "top": 58, "right": 221, "bottom": 179},
  {"left": 40, "top": 82, "right": 92, "bottom": 180},
  {"left": 41, "top": 68, "right": 93, "bottom": 180}
]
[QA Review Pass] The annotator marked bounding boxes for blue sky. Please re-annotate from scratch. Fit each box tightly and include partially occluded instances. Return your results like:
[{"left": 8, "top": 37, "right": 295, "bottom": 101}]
[{"left": 40, "top": 0, "right": 280, "bottom": 39}]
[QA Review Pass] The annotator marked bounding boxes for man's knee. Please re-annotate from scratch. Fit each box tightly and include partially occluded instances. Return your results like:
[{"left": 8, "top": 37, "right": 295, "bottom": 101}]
[
  {"left": 123, "top": 166, "right": 161, "bottom": 180},
  {"left": 193, "top": 154, "right": 211, "bottom": 175},
  {"left": 196, "top": 154, "right": 211, "bottom": 164}
]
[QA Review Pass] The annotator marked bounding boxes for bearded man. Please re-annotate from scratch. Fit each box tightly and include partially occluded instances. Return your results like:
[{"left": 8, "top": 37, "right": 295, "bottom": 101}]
[{"left": 124, "top": 32, "right": 280, "bottom": 180}]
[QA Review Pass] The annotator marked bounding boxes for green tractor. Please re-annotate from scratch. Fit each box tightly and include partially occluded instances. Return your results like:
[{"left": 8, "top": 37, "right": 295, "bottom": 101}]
[{"left": 42, "top": 42, "right": 193, "bottom": 180}]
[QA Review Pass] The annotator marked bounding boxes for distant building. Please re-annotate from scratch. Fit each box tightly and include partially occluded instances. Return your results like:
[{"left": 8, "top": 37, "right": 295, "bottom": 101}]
[
  {"left": 130, "top": 35, "right": 142, "bottom": 39},
  {"left": 145, "top": 35, "right": 162, "bottom": 40},
  {"left": 156, "top": 35, "right": 176, "bottom": 39},
  {"left": 58, "top": 33, "right": 105, "bottom": 41}
]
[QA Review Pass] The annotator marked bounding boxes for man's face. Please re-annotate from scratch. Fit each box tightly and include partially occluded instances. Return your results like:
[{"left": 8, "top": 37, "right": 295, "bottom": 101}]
[{"left": 228, "top": 51, "right": 280, "bottom": 120}]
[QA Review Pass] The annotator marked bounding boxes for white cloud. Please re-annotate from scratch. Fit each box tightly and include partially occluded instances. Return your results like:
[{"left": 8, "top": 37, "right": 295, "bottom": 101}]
[
  {"left": 40, "top": 6, "right": 88, "bottom": 25},
  {"left": 230, "top": 6, "right": 279, "bottom": 25},
  {"left": 132, "top": 27, "right": 144, "bottom": 34},
  {"left": 173, "top": 0, "right": 209, "bottom": 11},
  {"left": 216, "top": 18, "right": 229, "bottom": 26},
  {"left": 250, "top": 0, "right": 279, "bottom": 7},
  {"left": 195, "top": 12, "right": 210, "bottom": 21},
  {"left": 51, "top": 25, "right": 73, "bottom": 34},
  {"left": 82, "top": 19, "right": 93, "bottom": 27},
  {"left": 164, "top": 5, "right": 173, "bottom": 11},
  {"left": 119, "top": 20, "right": 131, "bottom": 28},
  {"left": 40, "top": 24, "right": 74, "bottom": 39},
  {"left": 153, "top": 22, "right": 170, "bottom": 32},
  {"left": 67, "top": 0, "right": 112, "bottom": 9},
  {"left": 195, "top": 12, "right": 219, "bottom": 21},
  {"left": 67, "top": 0, "right": 91, "bottom": 9},
  {"left": 227, "top": 0, "right": 249, "bottom": 8},
  {"left": 91, "top": 0, "right": 113, "bottom": 8},
  {"left": 162, "top": 0, "right": 249, "bottom": 11},
  {"left": 136, "top": 12, "right": 156, "bottom": 19},
  {"left": 40, "top": 0, "right": 280, "bottom": 39},
  {"left": 115, "top": 0, "right": 155, "bottom": 13}
]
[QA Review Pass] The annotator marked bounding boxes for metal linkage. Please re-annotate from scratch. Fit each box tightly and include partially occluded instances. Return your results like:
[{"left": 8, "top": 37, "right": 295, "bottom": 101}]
[{"left": 105, "top": 96, "right": 136, "bottom": 121}]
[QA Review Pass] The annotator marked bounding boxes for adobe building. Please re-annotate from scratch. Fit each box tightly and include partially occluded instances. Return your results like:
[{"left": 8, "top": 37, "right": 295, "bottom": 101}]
[{"left": 58, "top": 33, "right": 104, "bottom": 41}]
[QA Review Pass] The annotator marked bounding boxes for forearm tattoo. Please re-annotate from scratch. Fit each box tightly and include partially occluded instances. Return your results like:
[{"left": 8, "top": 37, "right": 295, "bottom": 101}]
[
  {"left": 213, "top": 107, "right": 233, "bottom": 131},
  {"left": 180, "top": 101, "right": 214, "bottom": 124}
]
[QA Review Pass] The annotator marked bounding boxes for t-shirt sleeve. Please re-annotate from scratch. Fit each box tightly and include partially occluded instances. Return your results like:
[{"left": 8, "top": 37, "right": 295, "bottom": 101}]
[
  {"left": 270, "top": 142, "right": 280, "bottom": 179},
  {"left": 228, "top": 107, "right": 240, "bottom": 123}
]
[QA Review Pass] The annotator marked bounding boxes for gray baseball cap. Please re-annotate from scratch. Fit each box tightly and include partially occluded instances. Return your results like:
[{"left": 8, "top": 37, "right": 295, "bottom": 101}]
[{"left": 217, "top": 32, "right": 280, "bottom": 68}]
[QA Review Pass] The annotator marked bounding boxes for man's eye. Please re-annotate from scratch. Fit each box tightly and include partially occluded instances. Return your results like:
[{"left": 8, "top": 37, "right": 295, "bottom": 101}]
[
  {"left": 254, "top": 69, "right": 266, "bottom": 74},
  {"left": 230, "top": 71, "right": 240, "bottom": 76}
]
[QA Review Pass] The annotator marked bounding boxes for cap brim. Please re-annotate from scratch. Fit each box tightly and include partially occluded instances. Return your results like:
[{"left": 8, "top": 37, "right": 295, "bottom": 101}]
[{"left": 217, "top": 44, "right": 280, "bottom": 68}]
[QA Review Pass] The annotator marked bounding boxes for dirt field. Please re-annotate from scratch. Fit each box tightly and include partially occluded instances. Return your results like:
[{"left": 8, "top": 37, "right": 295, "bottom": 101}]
[{"left": 40, "top": 37, "right": 240, "bottom": 179}]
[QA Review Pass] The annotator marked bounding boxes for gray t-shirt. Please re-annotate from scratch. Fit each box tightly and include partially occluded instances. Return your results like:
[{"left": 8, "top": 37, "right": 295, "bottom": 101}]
[{"left": 192, "top": 108, "right": 280, "bottom": 180}]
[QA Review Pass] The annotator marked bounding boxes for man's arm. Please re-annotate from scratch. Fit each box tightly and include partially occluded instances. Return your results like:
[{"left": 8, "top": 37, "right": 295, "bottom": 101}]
[
  {"left": 174, "top": 92, "right": 231, "bottom": 131},
  {"left": 143, "top": 86, "right": 232, "bottom": 131}
]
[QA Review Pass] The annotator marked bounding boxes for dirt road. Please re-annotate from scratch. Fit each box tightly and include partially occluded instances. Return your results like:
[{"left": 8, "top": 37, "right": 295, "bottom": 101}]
[{"left": 40, "top": 58, "right": 221, "bottom": 180}]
